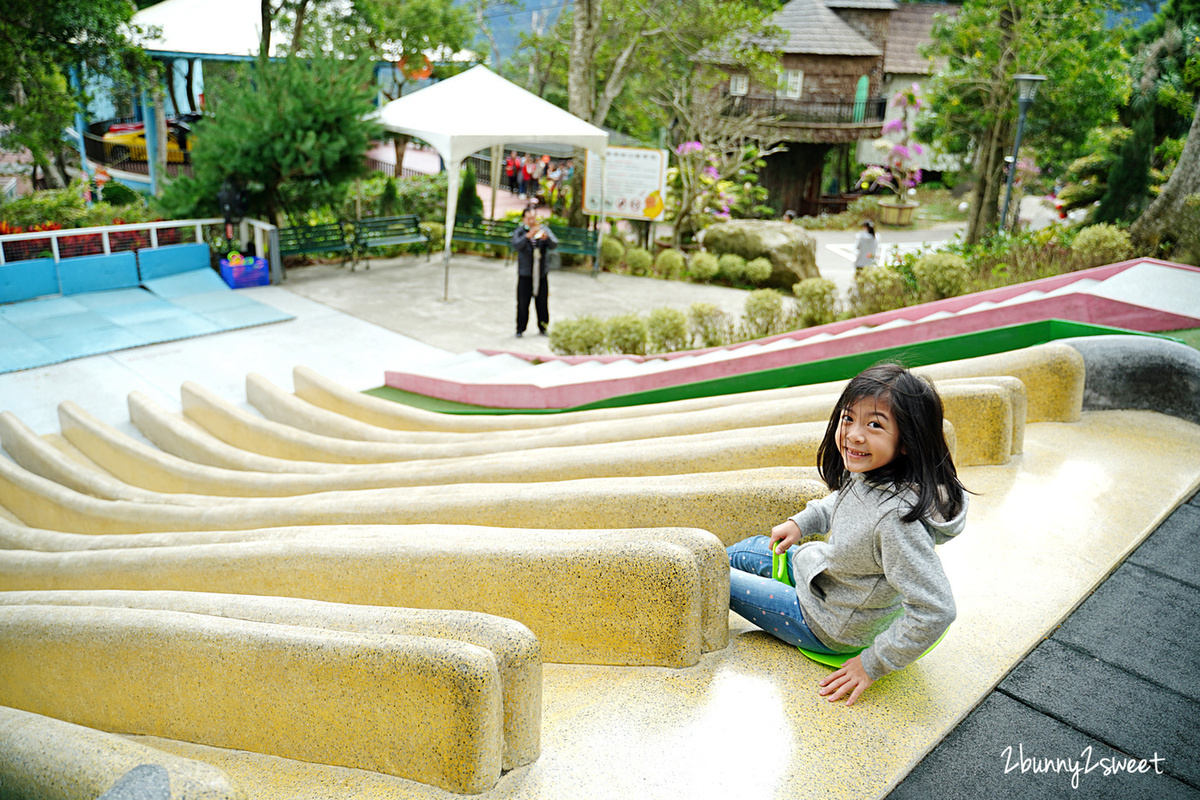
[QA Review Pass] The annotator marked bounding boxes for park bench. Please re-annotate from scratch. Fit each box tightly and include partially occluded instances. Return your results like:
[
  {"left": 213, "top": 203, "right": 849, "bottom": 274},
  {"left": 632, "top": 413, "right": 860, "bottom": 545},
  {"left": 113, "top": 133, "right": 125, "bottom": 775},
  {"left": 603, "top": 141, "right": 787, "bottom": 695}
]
[
  {"left": 452, "top": 216, "right": 515, "bottom": 252},
  {"left": 352, "top": 214, "right": 431, "bottom": 269},
  {"left": 277, "top": 222, "right": 354, "bottom": 269},
  {"left": 453, "top": 216, "right": 599, "bottom": 267}
]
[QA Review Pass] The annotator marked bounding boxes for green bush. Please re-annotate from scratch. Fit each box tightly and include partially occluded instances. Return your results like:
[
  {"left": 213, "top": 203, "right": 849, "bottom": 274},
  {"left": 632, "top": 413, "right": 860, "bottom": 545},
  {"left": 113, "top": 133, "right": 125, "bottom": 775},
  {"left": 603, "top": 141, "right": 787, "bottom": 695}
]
[
  {"left": 912, "top": 252, "right": 970, "bottom": 301},
  {"left": 792, "top": 277, "right": 839, "bottom": 327},
  {"left": 1070, "top": 223, "right": 1133, "bottom": 267},
  {"left": 744, "top": 257, "right": 773, "bottom": 284},
  {"left": 548, "top": 315, "right": 607, "bottom": 355},
  {"left": 646, "top": 307, "right": 690, "bottom": 353},
  {"left": 847, "top": 265, "right": 911, "bottom": 317},
  {"left": 688, "top": 251, "right": 719, "bottom": 281},
  {"left": 600, "top": 236, "right": 626, "bottom": 270},
  {"left": 654, "top": 248, "right": 686, "bottom": 279},
  {"left": 419, "top": 221, "right": 445, "bottom": 249},
  {"left": 626, "top": 246, "right": 654, "bottom": 276},
  {"left": 717, "top": 253, "right": 747, "bottom": 283},
  {"left": 605, "top": 313, "right": 648, "bottom": 355},
  {"left": 380, "top": 177, "right": 399, "bottom": 216},
  {"left": 98, "top": 181, "right": 142, "bottom": 207},
  {"left": 456, "top": 162, "right": 484, "bottom": 218},
  {"left": 740, "top": 288, "right": 787, "bottom": 340},
  {"left": 688, "top": 302, "right": 732, "bottom": 347}
]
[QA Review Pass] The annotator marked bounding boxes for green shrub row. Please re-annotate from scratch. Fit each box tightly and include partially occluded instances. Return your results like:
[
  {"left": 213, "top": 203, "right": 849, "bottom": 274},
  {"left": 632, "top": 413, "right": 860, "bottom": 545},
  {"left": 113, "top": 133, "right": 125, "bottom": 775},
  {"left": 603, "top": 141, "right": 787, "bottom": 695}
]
[
  {"left": 600, "top": 238, "right": 777, "bottom": 289},
  {"left": 548, "top": 289, "right": 838, "bottom": 356}
]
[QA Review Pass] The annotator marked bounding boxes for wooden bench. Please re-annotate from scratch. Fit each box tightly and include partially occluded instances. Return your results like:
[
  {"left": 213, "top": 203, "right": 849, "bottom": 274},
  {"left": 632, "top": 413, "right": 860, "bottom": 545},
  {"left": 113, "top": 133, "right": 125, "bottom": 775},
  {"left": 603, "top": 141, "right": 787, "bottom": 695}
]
[
  {"left": 352, "top": 215, "right": 431, "bottom": 269},
  {"left": 277, "top": 222, "right": 353, "bottom": 269}
]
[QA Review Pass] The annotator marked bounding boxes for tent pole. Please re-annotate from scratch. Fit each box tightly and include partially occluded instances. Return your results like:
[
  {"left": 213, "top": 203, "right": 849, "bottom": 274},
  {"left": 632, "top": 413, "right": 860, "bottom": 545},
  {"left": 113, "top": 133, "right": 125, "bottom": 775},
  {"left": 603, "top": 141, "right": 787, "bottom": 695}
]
[
  {"left": 489, "top": 144, "right": 503, "bottom": 220},
  {"left": 444, "top": 159, "right": 462, "bottom": 302},
  {"left": 595, "top": 150, "right": 607, "bottom": 276}
]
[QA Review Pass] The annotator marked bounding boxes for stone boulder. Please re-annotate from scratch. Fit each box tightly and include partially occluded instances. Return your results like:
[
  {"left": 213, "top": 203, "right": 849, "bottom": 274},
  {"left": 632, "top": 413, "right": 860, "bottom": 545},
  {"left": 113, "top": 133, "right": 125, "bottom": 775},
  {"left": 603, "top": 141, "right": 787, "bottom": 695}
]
[{"left": 698, "top": 221, "right": 819, "bottom": 290}]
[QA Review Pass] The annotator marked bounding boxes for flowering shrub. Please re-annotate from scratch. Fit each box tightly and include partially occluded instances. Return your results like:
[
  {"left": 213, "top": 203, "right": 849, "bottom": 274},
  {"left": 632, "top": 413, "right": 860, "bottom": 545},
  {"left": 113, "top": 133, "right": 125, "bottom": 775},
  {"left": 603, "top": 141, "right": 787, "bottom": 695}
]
[
  {"left": 740, "top": 289, "right": 788, "bottom": 340},
  {"left": 859, "top": 85, "right": 926, "bottom": 198},
  {"left": 792, "top": 277, "right": 839, "bottom": 327},
  {"left": 1070, "top": 223, "right": 1133, "bottom": 267},
  {"left": 647, "top": 307, "right": 690, "bottom": 353},
  {"left": 912, "top": 252, "right": 970, "bottom": 301},
  {"left": 654, "top": 249, "right": 686, "bottom": 279},
  {"left": 605, "top": 314, "right": 649, "bottom": 355}
]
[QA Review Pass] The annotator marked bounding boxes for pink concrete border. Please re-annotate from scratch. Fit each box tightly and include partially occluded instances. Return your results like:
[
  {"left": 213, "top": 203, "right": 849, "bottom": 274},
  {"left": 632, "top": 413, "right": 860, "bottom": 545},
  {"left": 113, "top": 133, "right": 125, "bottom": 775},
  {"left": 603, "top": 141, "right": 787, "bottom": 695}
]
[{"left": 385, "top": 258, "right": 1200, "bottom": 408}]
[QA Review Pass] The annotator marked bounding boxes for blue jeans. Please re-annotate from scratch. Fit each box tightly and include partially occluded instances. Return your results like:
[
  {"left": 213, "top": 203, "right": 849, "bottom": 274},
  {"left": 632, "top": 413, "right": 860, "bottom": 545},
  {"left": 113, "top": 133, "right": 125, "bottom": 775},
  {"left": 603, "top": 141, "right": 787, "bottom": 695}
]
[{"left": 727, "top": 535, "right": 837, "bottom": 653}]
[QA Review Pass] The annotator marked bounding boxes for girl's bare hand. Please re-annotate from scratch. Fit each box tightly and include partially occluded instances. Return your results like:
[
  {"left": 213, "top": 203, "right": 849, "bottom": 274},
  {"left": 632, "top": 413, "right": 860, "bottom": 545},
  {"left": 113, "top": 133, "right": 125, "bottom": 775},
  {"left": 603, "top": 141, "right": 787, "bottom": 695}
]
[
  {"left": 769, "top": 520, "right": 801, "bottom": 554},
  {"left": 818, "top": 655, "right": 873, "bottom": 707}
]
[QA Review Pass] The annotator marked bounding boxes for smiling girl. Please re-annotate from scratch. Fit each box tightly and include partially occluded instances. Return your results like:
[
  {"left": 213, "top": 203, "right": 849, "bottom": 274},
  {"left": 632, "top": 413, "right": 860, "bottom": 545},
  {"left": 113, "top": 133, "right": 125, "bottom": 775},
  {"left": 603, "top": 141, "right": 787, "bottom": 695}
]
[{"left": 727, "top": 363, "right": 968, "bottom": 706}]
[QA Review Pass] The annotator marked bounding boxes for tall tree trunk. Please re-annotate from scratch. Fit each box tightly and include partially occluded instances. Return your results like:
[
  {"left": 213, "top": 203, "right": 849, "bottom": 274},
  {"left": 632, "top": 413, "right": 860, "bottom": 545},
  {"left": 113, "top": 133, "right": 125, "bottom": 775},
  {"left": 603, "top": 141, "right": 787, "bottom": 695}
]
[
  {"left": 393, "top": 134, "right": 410, "bottom": 175},
  {"left": 965, "top": 4, "right": 1017, "bottom": 245},
  {"left": 260, "top": 0, "right": 273, "bottom": 58},
  {"left": 290, "top": 0, "right": 312, "bottom": 50},
  {"left": 1130, "top": 100, "right": 1200, "bottom": 249},
  {"left": 567, "top": 0, "right": 600, "bottom": 122},
  {"left": 164, "top": 60, "right": 181, "bottom": 116}
]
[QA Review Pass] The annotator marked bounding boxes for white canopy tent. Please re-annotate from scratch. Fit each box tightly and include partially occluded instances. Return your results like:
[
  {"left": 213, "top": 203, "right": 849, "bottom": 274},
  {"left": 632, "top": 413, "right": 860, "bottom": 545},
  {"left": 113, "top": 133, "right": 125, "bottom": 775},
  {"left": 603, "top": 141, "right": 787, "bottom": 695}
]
[{"left": 375, "top": 65, "right": 608, "bottom": 299}]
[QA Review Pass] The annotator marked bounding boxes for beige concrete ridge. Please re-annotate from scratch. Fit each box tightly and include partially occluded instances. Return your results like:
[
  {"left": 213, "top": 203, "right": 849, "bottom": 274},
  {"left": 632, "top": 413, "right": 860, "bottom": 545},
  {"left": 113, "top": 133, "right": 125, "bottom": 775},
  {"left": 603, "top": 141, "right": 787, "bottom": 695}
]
[
  {"left": 0, "top": 526, "right": 727, "bottom": 667},
  {"left": 0, "top": 603, "right": 507, "bottom": 793},
  {"left": 292, "top": 342, "right": 1080, "bottom": 431},
  {"left": 0, "top": 590, "right": 541, "bottom": 772},
  {"left": 253, "top": 372, "right": 1009, "bottom": 467},
  {"left": 0, "top": 704, "right": 245, "bottom": 800}
]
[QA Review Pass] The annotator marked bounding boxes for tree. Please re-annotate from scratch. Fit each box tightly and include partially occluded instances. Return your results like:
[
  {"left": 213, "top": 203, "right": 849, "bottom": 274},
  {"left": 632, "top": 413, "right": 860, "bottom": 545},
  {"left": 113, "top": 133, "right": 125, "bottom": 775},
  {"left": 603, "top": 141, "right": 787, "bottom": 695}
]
[
  {"left": 663, "top": 74, "right": 784, "bottom": 248},
  {"left": 164, "top": 55, "right": 381, "bottom": 226},
  {"left": 921, "top": 0, "right": 1127, "bottom": 244},
  {"left": 518, "top": 0, "right": 776, "bottom": 225},
  {"left": 0, "top": 0, "right": 147, "bottom": 188},
  {"left": 1130, "top": 99, "right": 1200, "bottom": 248}
]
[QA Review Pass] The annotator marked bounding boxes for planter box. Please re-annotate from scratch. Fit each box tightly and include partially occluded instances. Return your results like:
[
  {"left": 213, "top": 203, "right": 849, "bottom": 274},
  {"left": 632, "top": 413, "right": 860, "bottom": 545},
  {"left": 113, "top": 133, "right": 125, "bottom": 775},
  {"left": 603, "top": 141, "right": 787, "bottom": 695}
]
[
  {"left": 878, "top": 201, "right": 919, "bottom": 226},
  {"left": 219, "top": 257, "right": 269, "bottom": 288}
]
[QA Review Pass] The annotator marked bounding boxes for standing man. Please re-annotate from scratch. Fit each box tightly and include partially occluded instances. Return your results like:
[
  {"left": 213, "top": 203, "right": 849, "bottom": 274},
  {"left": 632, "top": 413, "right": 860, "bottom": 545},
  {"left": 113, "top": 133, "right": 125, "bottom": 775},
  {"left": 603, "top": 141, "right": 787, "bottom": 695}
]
[{"left": 511, "top": 209, "right": 558, "bottom": 337}]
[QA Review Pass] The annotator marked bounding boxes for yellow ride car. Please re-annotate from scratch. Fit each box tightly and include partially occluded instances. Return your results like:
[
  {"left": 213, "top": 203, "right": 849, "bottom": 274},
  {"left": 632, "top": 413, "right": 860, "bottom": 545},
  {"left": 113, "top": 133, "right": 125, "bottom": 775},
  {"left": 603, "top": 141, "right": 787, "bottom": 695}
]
[{"left": 102, "top": 114, "right": 199, "bottom": 164}]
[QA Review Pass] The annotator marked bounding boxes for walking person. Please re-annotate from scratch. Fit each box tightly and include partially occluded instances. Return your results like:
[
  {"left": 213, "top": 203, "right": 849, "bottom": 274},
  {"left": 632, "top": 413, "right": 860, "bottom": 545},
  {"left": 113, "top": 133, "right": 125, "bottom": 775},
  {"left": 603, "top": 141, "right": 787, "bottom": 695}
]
[
  {"left": 511, "top": 209, "right": 558, "bottom": 337},
  {"left": 854, "top": 220, "right": 877, "bottom": 272}
]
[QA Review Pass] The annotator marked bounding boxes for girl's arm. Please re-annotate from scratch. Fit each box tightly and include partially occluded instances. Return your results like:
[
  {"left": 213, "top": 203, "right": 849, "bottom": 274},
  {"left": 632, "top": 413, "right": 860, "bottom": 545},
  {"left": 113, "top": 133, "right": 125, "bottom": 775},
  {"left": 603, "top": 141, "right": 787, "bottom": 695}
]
[
  {"left": 771, "top": 490, "right": 839, "bottom": 552},
  {"left": 859, "top": 511, "right": 957, "bottom": 680}
]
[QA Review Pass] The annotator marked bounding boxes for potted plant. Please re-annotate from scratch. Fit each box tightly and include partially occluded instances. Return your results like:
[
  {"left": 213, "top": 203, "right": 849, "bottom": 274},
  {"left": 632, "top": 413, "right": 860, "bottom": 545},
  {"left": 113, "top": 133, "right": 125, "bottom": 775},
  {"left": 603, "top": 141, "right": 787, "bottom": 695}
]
[{"left": 858, "top": 85, "right": 926, "bottom": 226}]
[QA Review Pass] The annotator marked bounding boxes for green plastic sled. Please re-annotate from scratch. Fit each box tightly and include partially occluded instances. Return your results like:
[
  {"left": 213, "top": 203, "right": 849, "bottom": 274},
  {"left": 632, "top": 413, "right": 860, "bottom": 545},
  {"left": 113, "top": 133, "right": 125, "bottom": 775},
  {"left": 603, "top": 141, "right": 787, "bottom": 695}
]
[{"left": 770, "top": 547, "right": 947, "bottom": 667}]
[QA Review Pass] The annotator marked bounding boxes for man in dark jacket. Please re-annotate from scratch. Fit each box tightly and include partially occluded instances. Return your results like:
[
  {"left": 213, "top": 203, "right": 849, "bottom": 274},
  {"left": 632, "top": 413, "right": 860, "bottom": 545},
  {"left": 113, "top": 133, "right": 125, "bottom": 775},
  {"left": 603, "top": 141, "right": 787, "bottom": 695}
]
[{"left": 511, "top": 209, "right": 558, "bottom": 337}]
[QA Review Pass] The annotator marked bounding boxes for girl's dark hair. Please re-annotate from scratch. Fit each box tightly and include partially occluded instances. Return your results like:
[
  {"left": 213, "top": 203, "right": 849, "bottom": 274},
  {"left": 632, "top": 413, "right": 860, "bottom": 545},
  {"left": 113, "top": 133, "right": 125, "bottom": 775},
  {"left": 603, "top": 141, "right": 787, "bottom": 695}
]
[
  {"left": 863, "top": 220, "right": 875, "bottom": 236},
  {"left": 816, "top": 362, "right": 966, "bottom": 523}
]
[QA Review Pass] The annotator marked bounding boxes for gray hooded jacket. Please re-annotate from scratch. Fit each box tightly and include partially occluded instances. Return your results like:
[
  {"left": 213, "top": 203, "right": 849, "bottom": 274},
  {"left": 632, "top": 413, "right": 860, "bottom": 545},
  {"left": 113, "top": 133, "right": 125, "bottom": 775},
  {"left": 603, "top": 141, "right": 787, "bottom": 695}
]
[{"left": 787, "top": 473, "right": 967, "bottom": 680}]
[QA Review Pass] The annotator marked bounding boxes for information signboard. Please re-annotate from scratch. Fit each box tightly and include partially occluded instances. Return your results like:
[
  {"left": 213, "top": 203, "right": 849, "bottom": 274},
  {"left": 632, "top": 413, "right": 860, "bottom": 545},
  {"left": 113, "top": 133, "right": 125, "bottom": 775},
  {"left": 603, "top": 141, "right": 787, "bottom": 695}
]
[{"left": 583, "top": 146, "right": 668, "bottom": 221}]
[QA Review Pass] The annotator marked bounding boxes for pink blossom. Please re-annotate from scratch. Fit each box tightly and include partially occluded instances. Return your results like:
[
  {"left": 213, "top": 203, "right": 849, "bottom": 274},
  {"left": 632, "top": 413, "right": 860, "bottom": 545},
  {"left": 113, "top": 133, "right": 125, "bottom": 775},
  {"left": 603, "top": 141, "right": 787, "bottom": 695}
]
[
  {"left": 674, "top": 141, "right": 703, "bottom": 156},
  {"left": 704, "top": 166, "right": 719, "bottom": 179},
  {"left": 882, "top": 117, "right": 907, "bottom": 135}
]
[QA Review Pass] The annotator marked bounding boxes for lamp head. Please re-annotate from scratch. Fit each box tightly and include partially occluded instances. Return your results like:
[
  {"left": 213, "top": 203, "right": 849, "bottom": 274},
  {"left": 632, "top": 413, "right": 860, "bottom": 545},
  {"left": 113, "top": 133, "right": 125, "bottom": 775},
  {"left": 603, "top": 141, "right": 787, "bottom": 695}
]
[{"left": 1014, "top": 74, "right": 1047, "bottom": 104}]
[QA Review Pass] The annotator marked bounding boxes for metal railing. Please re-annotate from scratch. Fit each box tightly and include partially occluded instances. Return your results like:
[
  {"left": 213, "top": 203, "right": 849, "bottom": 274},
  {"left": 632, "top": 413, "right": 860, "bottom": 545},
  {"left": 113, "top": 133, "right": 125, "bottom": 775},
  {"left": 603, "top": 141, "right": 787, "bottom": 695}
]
[
  {"left": 363, "top": 156, "right": 427, "bottom": 180},
  {"left": 0, "top": 217, "right": 281, "bottom": 283},
  {"left": 83, "top": 132, "right": 193, "bottom": 178},
  {"left": 723, "top": 94, "right": 888, "bottom": 125}
]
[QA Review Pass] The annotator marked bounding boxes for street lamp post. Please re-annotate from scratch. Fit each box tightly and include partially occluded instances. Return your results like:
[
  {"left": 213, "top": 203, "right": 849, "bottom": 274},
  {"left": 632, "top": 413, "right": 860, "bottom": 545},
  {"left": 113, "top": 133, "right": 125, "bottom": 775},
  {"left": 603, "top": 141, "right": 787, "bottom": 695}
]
[{"left": 999, "top": 74, "right": 1047, "bottom": 233}]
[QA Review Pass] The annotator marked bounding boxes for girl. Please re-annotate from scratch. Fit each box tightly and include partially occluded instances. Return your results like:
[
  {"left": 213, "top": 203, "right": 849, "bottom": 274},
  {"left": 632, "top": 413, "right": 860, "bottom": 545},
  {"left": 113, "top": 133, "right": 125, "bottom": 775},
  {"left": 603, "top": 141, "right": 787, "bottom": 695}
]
[{"left": 727, "top": 363, "right": 967, "bottom": 706}]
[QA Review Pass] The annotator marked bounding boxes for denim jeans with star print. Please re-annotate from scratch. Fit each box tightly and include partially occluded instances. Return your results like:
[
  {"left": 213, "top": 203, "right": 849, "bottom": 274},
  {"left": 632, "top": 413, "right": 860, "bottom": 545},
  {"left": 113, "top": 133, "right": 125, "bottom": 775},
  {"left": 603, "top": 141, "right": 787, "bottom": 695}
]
[{"left": 727, "top": 535, "right": 837, "bottom": 652}]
